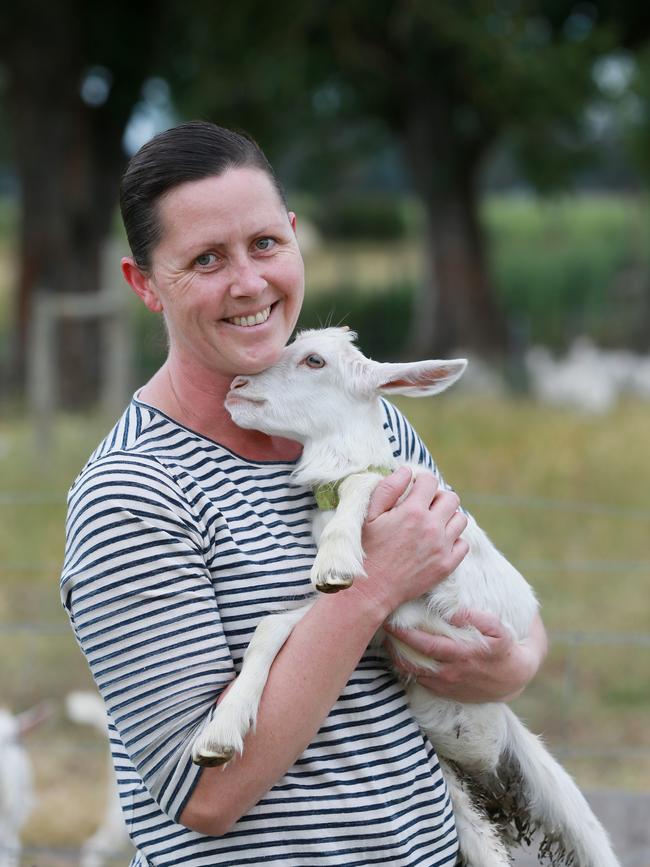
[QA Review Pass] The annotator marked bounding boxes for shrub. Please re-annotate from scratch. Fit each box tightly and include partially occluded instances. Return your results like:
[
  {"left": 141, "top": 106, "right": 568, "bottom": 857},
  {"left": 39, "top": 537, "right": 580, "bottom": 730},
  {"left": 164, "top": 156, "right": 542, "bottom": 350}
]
[
  {"left": 313, "top": 194, "right": 411, "bottom": 241},
  {"left": 298, "top": 282, "right": 415, "bottom": 359}
]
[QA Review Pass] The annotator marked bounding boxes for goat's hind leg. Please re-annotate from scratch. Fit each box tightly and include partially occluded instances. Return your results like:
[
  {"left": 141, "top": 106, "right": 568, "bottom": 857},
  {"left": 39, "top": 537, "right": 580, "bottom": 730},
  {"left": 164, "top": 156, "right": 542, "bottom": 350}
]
[
  {"left": 439, "top": 758, "right": 511, "bottom": 867},
  {"left": 501, "top": 705, "right": 620, "bottom": 867},
  {"left": 192, "top": 602, "right": 314, "bottom": 767}
]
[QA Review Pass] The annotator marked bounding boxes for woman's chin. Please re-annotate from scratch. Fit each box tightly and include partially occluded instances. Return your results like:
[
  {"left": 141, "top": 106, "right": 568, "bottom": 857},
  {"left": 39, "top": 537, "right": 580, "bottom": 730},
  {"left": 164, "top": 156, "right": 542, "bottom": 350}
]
[{"left": 232, "top": 346, "right": 285, "bottom": 376}]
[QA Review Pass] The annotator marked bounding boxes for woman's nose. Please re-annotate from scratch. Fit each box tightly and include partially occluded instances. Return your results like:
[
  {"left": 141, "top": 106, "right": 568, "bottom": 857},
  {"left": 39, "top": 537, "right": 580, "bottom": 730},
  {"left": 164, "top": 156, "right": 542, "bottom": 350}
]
[{"left": 229, "top": 260, "right": 267, "bottom": 298}]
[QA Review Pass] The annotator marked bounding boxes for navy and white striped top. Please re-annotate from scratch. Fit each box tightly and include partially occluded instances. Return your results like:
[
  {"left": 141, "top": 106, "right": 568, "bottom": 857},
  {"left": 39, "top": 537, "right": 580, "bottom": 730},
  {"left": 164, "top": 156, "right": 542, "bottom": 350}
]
[{"left": 60, "top": 395, "right": 458, "bottom": 867}]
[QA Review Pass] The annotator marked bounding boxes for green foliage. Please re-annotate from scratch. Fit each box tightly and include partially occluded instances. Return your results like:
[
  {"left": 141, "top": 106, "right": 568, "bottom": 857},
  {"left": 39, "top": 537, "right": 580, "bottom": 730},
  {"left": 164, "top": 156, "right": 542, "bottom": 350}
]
[
  {"left": 485, "top": 194, "right": 650, "bottom": 349},
  {"left": 312, "top": 194, "right": 410, "bottom": 240},
  {"left": 624, "top": 46, "right": 650, "bottom": 183},
  {"left": 3, "top": 192, "right": 647, "bottom": 381},
  {"left": 130, "top": 300, "right": 168, "bottom": 383},
  {"left": 297, "top": 193, "right": 650, "bottom": 358},
  {"left": 0, "top": 198, "right": 14, "bottom": 233},
  {"left": 298, "top": 281, "right": 414, "bottom": 358}
]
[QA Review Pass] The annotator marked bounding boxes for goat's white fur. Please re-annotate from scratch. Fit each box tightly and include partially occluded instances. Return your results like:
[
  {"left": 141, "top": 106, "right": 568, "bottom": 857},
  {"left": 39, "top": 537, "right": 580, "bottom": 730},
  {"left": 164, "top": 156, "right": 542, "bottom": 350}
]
[
  {"left": 192, "top": 327, "right": 619, "bottom": 867},
  {"left": 65, "top": 692, "right": 131, "bottom": 867},
  {"left": 0, "top": 708, "right": 39, "bottom": 867}
]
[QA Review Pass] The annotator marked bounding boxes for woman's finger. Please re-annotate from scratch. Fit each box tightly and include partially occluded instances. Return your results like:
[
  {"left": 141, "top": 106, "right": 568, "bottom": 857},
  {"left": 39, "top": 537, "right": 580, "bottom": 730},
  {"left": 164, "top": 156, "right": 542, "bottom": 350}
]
[
  {"left": 366, "top": 467, "right": 413, "bottom": 522},
  {"left": 429, "top": 489, "right": 461, "bottom": 522},
  {"left": 448, "top": 608, "right": 509, "bottom": 640},
  {"left": 403, "top": 471, "right": 440, "bottom": 508},
  {"left": 384, "top": 625, "right": 468, "bottom": 664},
  {"left": 445, "top": 510, "right": 468, "bottom": 540}
]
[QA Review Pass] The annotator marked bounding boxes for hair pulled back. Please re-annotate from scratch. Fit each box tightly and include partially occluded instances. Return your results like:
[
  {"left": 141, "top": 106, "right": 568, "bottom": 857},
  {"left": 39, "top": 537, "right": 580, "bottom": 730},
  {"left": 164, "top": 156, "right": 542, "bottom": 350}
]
[{"left": 119, "top": 121, "right": 286, "bottom": 270}]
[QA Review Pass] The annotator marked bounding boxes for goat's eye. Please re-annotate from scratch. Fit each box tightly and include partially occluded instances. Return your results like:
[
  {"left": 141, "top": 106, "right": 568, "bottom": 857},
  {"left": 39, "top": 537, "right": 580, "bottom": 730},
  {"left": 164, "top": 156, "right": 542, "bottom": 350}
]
[{"left": 304, "top": 354, "right": 326, "bottom": 369}]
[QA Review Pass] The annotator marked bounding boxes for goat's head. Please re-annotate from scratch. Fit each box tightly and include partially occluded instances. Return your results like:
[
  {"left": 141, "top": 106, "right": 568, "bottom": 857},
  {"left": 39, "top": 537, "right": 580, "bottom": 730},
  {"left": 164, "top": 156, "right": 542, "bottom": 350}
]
[{"left": 225, "top": 327, "right": 467, "bottom": 442}]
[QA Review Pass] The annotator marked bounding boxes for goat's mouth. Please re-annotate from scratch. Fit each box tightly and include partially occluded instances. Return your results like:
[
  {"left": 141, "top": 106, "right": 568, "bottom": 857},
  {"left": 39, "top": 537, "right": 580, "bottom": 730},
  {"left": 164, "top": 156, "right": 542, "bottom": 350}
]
[{"left": 225, "top": 391, "right": 266, "bottom": 407}]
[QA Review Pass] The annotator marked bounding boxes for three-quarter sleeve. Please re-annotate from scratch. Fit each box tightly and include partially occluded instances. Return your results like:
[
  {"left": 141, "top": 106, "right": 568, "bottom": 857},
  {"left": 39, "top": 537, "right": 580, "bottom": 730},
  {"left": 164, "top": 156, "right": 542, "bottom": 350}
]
[{"left": 60, "top": 453, "right": 233, "bottom": 821}]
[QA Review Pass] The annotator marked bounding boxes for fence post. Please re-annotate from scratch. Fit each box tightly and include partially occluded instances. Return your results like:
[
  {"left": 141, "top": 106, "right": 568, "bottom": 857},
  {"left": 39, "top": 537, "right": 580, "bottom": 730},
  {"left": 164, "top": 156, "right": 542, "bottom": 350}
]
[
  {"left": 27, "top": 269, "right": 132, "bottom": 453},
  {"left": 28, "top": 291, "right": 57, "bottom": 454}
]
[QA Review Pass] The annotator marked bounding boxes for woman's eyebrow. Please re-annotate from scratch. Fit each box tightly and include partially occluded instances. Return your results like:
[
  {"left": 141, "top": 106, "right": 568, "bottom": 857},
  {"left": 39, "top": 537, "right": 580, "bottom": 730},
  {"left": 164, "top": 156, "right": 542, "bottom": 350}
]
[{"left": 182, "top": 223, "right": 289, "bottom": 255}]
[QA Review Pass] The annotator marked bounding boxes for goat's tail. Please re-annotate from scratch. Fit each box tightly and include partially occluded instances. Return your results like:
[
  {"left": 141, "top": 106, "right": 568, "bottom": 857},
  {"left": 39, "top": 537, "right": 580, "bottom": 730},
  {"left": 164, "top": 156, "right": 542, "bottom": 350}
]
[{"left": 502, "top": 706, "right": 620, "bottom": 867}]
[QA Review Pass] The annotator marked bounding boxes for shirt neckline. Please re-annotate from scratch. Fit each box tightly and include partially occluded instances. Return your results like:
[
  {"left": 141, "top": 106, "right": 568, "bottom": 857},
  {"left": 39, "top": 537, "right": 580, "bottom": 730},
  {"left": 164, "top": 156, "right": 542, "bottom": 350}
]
[{"left": 132, "top": 390, "right": 302, "bottom": 468}]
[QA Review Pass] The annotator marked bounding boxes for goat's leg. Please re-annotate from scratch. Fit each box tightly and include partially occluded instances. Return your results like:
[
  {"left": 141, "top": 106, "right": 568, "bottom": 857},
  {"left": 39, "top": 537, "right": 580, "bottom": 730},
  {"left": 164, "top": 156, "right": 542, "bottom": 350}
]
[
  {"left": 310, "top": 473, "right": 381, "bottom": 593},
  {"left": 499, "top": 705, "right": 620, "bottom": 867},
  {"left": 0, "top": 823, "right": 20, "bottom": 867},
  {"left": 413, "top": 692, "right": 620, "bottom": 866},
  {"left": 192, "top": 602, "right": 314, "bottom": 766},
  {"left": 438, "top": 758, "right": 511, "bottom": 867},
  {"left": 79, "top": 761, "right": 129, "bottom": 867}
]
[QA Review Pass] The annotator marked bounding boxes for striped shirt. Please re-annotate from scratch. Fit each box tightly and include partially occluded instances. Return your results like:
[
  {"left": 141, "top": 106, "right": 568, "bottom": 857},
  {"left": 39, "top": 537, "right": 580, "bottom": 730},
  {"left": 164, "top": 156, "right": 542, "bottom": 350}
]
[{"left": 60, "top": 395, "right": 459, "bottom": 867}]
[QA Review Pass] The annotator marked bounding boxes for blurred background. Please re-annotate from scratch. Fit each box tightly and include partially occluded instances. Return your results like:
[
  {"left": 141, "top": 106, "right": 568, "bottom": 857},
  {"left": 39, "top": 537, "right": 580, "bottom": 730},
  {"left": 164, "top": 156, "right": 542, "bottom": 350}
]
[{"left": 1, "top": 1, "right": 649, "bottom": 864}]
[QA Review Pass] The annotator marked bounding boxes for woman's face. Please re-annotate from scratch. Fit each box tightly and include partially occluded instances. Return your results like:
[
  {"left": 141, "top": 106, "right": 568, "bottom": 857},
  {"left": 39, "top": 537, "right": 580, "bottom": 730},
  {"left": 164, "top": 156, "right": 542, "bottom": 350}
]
[{"left": 136, "top": 167, "right": 305, "bottom": 380}]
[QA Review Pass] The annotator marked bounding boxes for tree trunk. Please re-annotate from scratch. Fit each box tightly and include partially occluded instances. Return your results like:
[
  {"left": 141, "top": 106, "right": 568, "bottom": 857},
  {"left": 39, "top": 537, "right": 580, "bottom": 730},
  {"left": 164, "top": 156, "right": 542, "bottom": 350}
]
[
  {"left": 400, "top": 97, "right": 508, "bottom": 360},
  {"left": 1, "top": 1, "right": 136, "bottom": 407}
]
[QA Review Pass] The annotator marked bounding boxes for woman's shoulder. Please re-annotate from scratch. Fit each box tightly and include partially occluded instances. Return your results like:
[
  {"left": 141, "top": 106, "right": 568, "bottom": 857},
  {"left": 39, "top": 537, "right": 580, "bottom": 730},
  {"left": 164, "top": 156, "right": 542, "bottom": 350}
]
[{"left": 68, "top": 398, "right": 199, "bottom": 503}]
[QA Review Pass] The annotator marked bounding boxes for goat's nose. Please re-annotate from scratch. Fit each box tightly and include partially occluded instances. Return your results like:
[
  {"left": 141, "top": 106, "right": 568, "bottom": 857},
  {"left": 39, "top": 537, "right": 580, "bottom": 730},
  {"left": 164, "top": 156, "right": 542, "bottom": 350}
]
[{"left": 230, "top": 376, "right": 250, "bottom": 390}]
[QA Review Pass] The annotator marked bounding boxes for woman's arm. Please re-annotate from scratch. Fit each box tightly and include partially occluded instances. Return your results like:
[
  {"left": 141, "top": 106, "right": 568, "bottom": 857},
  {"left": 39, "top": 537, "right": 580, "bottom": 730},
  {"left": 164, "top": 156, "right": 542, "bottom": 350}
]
[
  {"left": 384, "top": 609, "right": 548, "bottom": 703},
  {"left": 180, "top": 468, "right": 468, "bottom": 836}
]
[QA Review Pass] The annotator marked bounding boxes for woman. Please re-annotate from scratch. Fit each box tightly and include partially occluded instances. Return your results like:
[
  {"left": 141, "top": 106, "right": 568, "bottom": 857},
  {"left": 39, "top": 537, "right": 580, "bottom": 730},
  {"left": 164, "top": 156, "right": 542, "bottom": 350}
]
[{"left": 61, "top": 121, "right": 547, "bottom": 867}]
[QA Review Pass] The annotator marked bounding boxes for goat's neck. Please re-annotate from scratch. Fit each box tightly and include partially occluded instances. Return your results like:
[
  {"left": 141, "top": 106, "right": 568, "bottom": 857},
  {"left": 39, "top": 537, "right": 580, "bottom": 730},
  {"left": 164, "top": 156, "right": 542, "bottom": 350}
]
[{"left": 292, "top": 400, "right": 396, "bottom": 487}]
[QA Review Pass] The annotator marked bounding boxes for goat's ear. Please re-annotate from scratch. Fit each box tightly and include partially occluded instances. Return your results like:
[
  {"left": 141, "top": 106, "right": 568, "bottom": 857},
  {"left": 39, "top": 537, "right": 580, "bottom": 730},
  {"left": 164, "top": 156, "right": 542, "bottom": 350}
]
[{"left": 372, "top": 359, "right": 467, "bottom": 397}]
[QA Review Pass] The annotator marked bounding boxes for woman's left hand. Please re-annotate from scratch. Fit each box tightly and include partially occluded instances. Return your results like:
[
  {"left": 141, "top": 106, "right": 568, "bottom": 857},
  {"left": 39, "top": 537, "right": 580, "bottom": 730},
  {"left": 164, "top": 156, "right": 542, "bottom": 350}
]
[{"left": 383, "top": 610, "right": 548, "bottom": 703}]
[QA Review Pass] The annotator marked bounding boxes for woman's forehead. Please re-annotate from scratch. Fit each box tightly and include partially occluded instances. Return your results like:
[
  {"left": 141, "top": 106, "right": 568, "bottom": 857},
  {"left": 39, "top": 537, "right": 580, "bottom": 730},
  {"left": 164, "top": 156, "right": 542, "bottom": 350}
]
[{"left": 156, "top": 168, "right": 287, "bottom": 245}]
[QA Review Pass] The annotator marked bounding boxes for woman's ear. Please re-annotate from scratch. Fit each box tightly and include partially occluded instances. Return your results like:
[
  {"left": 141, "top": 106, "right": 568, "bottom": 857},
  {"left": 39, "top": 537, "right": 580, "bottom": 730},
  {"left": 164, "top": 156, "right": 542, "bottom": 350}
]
[
  {"left": 288, "top": 211, "right": 297, "bottom": 233},
  {"left": 121, "top": 257, "right": 163, "bottom": 313}
]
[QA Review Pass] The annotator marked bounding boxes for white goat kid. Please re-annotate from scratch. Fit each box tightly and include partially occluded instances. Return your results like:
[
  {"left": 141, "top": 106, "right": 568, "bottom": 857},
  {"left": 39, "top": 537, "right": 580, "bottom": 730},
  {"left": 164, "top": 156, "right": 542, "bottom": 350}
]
[
  {"left": 0, "top": 706, "right": 47, "bottom": 867},
  {"left": 192, "top": 327, "right": 619, "bottom": 867},
  {"left": 65, "top": 692, "right": 131, "bottom": 867}
]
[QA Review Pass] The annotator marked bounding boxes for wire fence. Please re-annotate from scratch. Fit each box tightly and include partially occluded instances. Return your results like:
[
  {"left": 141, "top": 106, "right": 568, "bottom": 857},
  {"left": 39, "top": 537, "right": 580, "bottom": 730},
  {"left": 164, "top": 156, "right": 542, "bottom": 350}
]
[{"left": 1, "top": 487, "right": 649, "bottom": 864}]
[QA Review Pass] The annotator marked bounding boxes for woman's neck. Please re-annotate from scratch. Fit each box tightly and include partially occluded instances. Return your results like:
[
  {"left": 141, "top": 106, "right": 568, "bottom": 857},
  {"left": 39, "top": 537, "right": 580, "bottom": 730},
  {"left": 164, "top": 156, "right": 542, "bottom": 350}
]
[{"left": 138, "top": 359, "right": 302, "bottom": 462}]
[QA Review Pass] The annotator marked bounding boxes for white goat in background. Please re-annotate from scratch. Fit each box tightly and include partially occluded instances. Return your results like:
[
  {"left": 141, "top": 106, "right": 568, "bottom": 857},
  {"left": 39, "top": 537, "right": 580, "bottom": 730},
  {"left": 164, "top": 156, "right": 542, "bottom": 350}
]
[
  {"left": 65, "top": 692, "right": 131, "bottom": 867},
  {"left": 526, "top": 337, "right": 650, "bottom": 414},
  {"left": 192, "top": 327, "right": 620, "bottom": 867},
  {"left": 0, "top": 705, "right": 51, "bottom": 867}
]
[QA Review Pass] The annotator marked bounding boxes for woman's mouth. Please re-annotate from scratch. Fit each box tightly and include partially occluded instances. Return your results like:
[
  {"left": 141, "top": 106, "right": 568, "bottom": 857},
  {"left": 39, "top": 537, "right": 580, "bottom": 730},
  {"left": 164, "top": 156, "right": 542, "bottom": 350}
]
[{"left": 225, "top": 304, "right": 273, "bottom": 328}]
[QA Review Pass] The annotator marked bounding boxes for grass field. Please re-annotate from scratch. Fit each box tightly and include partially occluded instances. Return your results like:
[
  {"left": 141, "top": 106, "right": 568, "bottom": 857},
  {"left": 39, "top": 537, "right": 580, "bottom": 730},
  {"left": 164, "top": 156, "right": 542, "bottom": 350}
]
[
  {"left": 1, "top": 193, "right": 649, "bottom": 856},
  {"left": 1, "top": 392, "right": 649, "bottom": 856}
]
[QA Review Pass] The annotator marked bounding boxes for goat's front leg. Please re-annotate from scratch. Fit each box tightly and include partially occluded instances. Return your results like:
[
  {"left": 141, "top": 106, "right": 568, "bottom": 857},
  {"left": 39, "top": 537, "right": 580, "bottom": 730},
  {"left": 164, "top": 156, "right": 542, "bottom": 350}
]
[
  {"left": 192, "top": 601, "right": 314, "bottom": 766},
  {"left": 311, "top": 472, "right": 381, "bottom": 593}
]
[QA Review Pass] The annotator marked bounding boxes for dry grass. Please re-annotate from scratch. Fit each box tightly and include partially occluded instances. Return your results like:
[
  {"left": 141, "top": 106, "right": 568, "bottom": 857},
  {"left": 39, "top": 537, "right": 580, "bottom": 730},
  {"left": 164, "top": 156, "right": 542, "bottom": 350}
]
[{"left": 1, "top": 392, "right": 649, "bottom": 854}]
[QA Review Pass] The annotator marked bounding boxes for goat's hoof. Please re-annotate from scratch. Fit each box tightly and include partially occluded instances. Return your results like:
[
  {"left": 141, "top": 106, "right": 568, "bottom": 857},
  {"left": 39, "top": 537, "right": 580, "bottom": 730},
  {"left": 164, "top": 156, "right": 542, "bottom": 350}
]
[
  {"left": 192, "top": 745, "right": 236, "bottom": 767},
  {"left": 314, "top": 574, "right": 354, "bottom": 593}
]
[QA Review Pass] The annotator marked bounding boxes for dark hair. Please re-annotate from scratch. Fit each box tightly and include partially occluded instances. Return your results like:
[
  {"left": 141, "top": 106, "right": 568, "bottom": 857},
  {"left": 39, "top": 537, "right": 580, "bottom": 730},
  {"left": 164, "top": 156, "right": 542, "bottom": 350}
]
[{"left": 119, "top": 121, "right": 287, "bottom": 270}]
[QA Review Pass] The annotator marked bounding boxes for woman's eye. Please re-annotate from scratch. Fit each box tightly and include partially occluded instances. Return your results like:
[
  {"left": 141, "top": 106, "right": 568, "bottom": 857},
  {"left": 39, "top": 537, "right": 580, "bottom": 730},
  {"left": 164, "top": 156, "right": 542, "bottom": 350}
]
[
  {"left": 304, "top": 354, "right": 326, "bottom": 369},
  {"left": 255, "top": 237, "right": 275, "bottom": 252},
  {"left": 195, "top": 253, "right": 218, "bottom": 268}
]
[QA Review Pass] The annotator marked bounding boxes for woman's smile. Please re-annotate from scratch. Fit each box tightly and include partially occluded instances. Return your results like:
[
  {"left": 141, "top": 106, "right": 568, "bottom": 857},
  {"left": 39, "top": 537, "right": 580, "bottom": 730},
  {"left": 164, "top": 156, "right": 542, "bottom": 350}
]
[
  {"left": 142, "top": 168, "right": 305, "bottom": 378},
  {"left": 223, "top": 302, "right": 275, "bottom": 328}
]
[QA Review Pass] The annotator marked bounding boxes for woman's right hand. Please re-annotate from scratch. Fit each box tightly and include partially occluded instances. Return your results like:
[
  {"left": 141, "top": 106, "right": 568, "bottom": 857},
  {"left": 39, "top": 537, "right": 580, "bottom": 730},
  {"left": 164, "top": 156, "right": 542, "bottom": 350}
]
[{"left": 357, "top": 467, "right": 469, "bottom": 617}]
